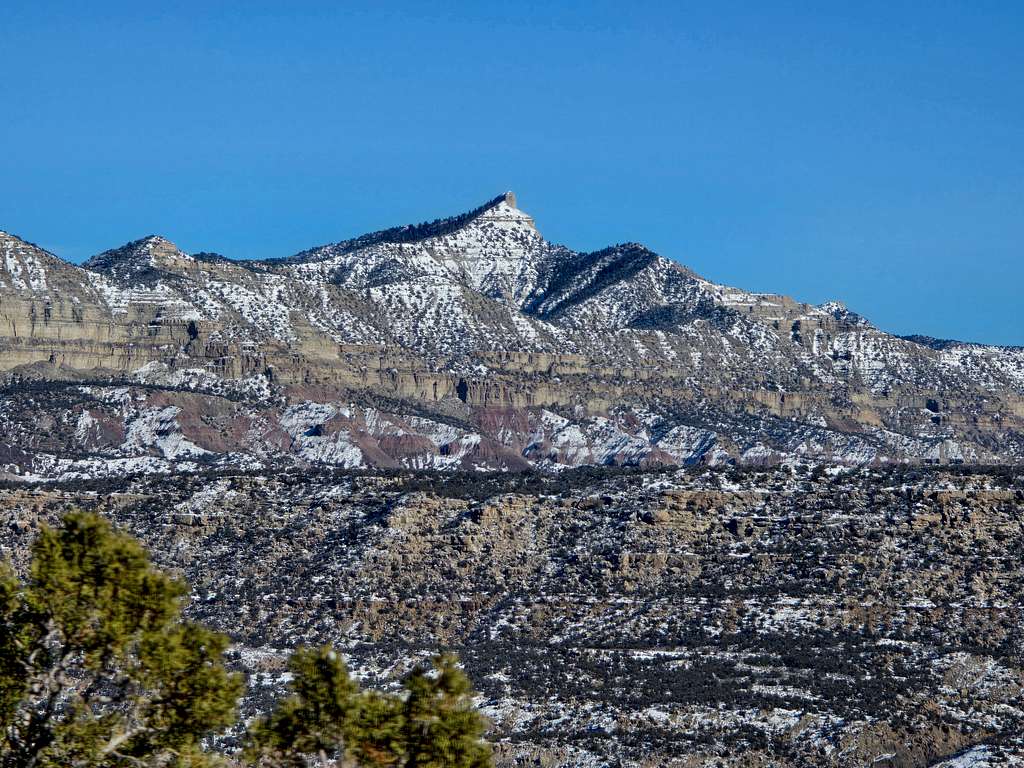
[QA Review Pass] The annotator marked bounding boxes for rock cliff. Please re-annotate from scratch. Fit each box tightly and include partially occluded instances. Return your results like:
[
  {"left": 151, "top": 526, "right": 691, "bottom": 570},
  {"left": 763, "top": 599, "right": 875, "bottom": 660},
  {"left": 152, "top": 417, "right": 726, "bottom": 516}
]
[{"left": 1, "top": 193, "right": 1022, "bottom": 479}]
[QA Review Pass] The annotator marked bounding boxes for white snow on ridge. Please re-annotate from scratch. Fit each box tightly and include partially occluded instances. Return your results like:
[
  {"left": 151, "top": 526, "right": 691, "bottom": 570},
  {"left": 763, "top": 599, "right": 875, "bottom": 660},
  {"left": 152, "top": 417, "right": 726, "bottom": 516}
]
[
  {"left": 930, "top": 746, "right": 993, "bottom": 768},
  {"left": 2, "top": 238, "right": 50, "bottom": 292},
  {"left": 205, "top": 278, "right": 296, "bottom": 341},
  {"left": 123, "top": 406, "right": 210, "bottom": 459},
  {"left": 85, "top": 271, "right": 201, "bottom": 319}
]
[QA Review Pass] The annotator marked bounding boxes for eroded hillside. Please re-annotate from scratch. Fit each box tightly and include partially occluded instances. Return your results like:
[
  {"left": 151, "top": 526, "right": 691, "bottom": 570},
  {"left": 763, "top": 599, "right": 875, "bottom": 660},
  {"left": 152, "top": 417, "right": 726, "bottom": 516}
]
[
  {"left": 2, "top": 193, "right": 1023, "bottom": 478},
  {"left": 2, "top": 466, "right": 1023, "bottom": 766}
]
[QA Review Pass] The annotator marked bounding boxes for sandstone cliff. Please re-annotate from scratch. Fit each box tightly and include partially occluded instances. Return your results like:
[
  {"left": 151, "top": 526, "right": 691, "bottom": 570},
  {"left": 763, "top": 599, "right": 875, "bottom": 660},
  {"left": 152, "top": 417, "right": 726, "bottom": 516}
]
[{"left": 1, "top": 193, "right": 1022, "bottom": 478}]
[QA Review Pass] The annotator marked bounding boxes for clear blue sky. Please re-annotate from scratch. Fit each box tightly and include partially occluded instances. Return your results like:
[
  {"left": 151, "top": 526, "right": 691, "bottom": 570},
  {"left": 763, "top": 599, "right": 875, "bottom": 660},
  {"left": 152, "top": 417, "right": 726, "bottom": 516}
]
[{"left": 2, "top": 2, "right": 1021, "bottom": 344}]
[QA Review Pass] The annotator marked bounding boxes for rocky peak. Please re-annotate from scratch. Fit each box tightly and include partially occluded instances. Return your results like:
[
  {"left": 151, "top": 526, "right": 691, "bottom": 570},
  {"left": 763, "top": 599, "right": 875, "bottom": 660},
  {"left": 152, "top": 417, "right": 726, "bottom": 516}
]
[
  {"left": 467, "top": 191, "right": 538, "bottom": 233},
  {"left": 284, "top": 191, "right": 541, "bottom": 266},
  {"left": 426, "top": 191, "right": 547, "bottom": 294},
  {"left": 818, "top": 300, "right": 869, "bottom": 327},
  {"left": 0, "top": 230, "right": 66, "bottom": 293},
  {"left": 83, "top": 235, "right": 193, "bottom": 284},
  {"left": 1, "top": 229, "right": 46, "bottom": 252}
]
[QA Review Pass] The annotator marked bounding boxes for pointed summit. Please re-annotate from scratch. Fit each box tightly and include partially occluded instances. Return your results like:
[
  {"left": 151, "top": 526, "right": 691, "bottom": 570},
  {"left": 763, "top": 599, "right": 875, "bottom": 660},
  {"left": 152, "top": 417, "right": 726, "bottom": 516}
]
[
  {"left": 84, "top": 235, "right": 193, "bottom": 284},
  {"left": 470, "top": 190, "right": 537, "bottom": 233},
  {"left": 284, "top": 191, "right": 539, "bottom": 264}
]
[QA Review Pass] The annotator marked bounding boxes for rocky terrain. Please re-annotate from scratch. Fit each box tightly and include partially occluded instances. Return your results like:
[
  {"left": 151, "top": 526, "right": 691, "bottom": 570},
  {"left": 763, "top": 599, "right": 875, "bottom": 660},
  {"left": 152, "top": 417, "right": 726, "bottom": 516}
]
[
  {"left": 3, "top": 193, "right": 1023, "bottom": 765},
  {"left": 2, "top": 465, "right": 1024, "bottom": 767},
  {"left": 2, "top": 192, "right": 1023, "bottom": 479}
]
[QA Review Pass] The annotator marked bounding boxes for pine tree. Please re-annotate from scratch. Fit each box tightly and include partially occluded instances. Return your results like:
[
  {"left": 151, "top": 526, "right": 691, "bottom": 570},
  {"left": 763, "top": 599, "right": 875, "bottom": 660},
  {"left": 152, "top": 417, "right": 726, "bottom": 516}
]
[
  {"left": 0, "top": 512, "right": 243, "bottom": 768},
  {"left": 246, "top": 646, "right": 365, "bottom": 767},
  {"left": 247, "top": 650, "right": 491, "bottom": 768},
  {"left": 399, "top": 654, "right": 490, "bottom": 768}
]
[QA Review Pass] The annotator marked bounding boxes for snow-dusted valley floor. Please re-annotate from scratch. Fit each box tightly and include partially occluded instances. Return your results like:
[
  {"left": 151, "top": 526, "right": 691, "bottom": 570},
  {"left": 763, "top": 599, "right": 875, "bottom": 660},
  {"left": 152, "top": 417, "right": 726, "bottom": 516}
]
[{"left": 3, "top": 465, "right": 1024, "bottom": 767}]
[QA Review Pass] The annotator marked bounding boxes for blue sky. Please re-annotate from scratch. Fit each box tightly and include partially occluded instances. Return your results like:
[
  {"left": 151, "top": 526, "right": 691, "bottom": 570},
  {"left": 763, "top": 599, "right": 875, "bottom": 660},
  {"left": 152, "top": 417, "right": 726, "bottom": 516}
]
[{"left": 1, "top": 1, "right": 1021, "bottom": 344}]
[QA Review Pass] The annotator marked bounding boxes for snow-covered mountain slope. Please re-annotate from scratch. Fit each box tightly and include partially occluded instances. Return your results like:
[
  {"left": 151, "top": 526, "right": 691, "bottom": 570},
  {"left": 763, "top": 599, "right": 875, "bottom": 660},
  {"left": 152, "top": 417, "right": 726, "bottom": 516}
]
[{"left": 0, "top": 193, "right": 1022, "bottom": 478}]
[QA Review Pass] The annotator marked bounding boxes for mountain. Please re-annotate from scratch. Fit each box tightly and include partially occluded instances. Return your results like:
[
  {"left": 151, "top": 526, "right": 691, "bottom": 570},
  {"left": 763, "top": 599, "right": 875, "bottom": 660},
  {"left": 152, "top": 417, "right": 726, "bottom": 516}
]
[{"left": 1, "top": 193, "right": 1022, "bottom": 480}]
